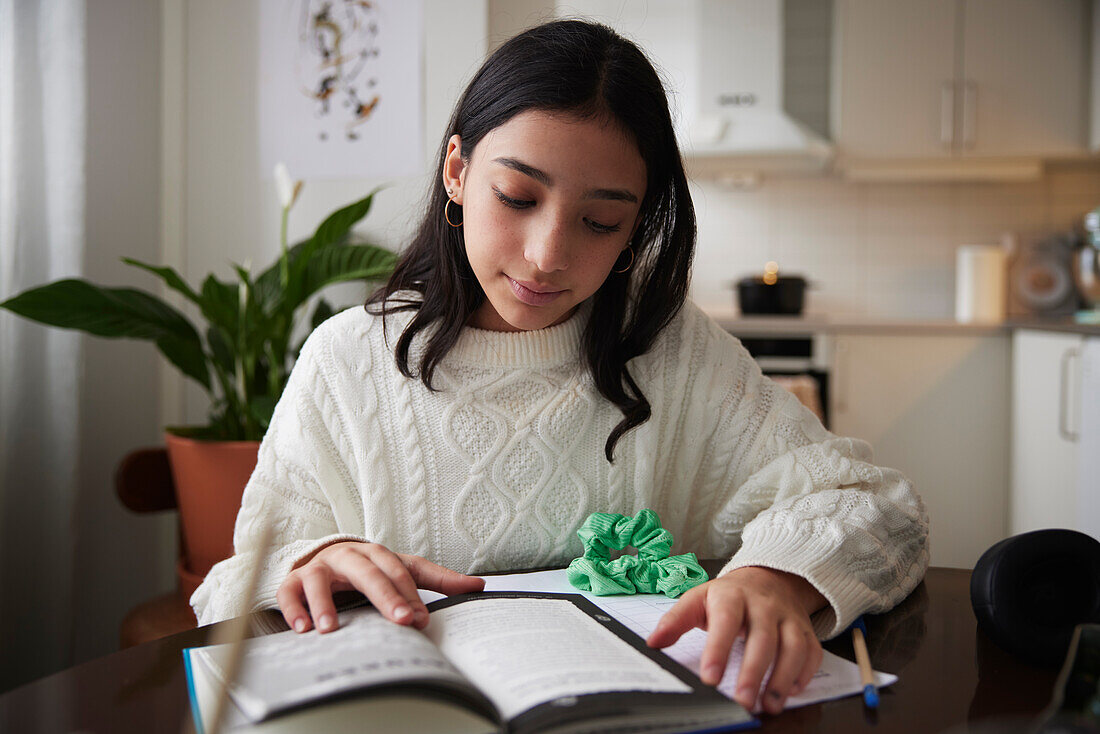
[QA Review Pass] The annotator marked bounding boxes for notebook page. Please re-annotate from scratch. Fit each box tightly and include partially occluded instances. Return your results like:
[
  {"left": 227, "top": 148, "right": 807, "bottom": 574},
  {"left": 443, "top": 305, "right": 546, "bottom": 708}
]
[{"left": 478, "top": 568, "right": 897, "bottom": 710}]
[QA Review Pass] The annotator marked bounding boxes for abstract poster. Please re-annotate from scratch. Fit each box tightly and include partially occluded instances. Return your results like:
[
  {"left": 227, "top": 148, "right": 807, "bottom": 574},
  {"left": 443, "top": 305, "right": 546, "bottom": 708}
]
[{"left": 259, "top": 0, "right": 424, "bottom": 179}]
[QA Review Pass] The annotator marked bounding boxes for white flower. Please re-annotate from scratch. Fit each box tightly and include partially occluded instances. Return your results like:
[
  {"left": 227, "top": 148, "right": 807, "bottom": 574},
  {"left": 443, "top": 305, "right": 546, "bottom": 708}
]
[{"left": 274, "top": 162, "right": 303, "bottom": 209}]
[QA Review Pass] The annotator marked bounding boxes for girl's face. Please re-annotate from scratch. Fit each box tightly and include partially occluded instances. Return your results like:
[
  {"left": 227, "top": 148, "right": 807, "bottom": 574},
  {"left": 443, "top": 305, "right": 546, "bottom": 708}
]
[{"left": 443, "top": 109, "right": 647, "bottom": 332}]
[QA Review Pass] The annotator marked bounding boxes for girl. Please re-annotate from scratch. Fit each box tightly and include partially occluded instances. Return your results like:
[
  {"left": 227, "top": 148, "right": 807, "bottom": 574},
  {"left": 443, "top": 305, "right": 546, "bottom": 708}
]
[{"left": 192, "top": 19, "right": 928, "bottom": 715}]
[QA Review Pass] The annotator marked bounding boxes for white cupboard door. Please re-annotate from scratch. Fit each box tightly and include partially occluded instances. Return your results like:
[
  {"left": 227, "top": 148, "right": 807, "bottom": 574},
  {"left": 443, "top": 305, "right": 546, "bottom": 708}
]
[
  {"left": 831, "top": 334, "right": 1010, "bottom": 569},
  {"left": 833, "top": 0, "right": 958, "bottom": 159},
  {"left": 1010, "top": 330, "right": 1083, "bottom": 535},
  {"left": 1075, "top": 338, "right": 1100, "bottom": 539},
  {"left": 961, "top": 0, "right": 1088, "bottom": 157}
]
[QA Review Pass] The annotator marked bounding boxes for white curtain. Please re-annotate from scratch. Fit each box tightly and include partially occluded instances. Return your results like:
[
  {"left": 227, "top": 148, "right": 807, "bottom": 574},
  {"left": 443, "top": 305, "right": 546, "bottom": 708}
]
[{"left": 0, "top": 0, "right": 86, "bottom": 691}]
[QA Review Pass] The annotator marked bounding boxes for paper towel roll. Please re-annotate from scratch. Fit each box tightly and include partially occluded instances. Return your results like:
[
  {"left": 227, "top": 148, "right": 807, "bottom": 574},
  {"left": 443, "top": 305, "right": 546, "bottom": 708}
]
[{"left": 956, "top": 245, "right": 1007, "bottom": 323}]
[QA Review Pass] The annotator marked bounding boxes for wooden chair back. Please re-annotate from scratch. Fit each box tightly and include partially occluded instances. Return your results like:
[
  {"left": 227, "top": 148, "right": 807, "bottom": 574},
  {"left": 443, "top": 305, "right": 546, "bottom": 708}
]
[{"left": 114, "top": 447, "right": 197, "bottom": 648}]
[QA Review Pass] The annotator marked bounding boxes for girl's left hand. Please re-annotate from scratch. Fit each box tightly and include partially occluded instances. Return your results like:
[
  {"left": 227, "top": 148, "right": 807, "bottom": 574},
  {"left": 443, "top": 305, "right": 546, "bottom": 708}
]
[{"left": 646, "top": 566, "right": 826, "bottom": 715}]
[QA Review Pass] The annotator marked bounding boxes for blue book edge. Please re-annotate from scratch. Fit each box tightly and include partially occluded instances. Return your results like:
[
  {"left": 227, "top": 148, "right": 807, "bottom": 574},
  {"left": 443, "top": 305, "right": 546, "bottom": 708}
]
[{"left": 182, "top": 647, "right": 205, "bottom": 734}]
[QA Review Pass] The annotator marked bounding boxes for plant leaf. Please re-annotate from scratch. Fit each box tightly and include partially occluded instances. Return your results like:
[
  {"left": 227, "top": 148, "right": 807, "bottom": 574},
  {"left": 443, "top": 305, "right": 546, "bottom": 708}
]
[
  {"left": 297, "top": 244, "right": 397, "bottom": 307},
  {"left": 0, "top": 279, "right": 210, "bottom": 390},
  {"left": 121, "top": 258, "right": 203, "bottom": 306},
  {"left": 310, "top": 298, "right": 336, "bottom": 330},
  {"left": 253, "top": 237, "right": 311, "bottom": 313},
  {"left": 207, "top": 326, "right": 234, "bottom": 374},
  {"left": 285, "top": 190, "right": 381, "bottom": 306},
  {"left": 165, "top": 424, "right": 224, "bottom": 440},
  {"left": 311, "top": 190, "right": 380, "bottom": 254},
  {"left": 156, "top": 334, "right": 212, "bottom": 390},
  {"left": 248, "top": 395, "right": 278, "bottom": 431},
  {"left": 199, "top": 274, "right": 240, "bottom": 334}
]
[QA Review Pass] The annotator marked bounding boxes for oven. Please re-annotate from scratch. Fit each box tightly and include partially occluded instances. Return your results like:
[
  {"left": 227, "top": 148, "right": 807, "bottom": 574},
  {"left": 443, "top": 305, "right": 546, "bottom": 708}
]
[{"left": 734, "top": 331, "right": 832, "bottom": 429}]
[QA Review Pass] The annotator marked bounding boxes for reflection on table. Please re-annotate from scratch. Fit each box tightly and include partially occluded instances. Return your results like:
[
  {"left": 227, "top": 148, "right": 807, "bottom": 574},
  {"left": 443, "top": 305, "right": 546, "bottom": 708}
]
[{"left": 0, "top": 566, "right": 1060, "bottom": 733}]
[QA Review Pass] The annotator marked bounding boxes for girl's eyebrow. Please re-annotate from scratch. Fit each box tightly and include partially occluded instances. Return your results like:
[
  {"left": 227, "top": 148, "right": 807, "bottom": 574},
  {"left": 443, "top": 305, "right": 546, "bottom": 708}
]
[
  {"left": 494, "top": 156, "right": 551, "bottom": 186},
  {"left": 492, "top": 156, "right": 639, "bottom": 204}
]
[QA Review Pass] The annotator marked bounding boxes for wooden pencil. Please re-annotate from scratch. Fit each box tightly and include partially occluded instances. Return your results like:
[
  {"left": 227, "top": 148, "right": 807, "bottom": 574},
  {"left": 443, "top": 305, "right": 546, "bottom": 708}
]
[{"left": 851, "top": 619, "right": 879, "bottom": 709}]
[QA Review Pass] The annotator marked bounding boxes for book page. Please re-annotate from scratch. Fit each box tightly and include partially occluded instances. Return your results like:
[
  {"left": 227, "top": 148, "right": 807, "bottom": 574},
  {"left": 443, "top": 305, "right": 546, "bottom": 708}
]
[
  {"left": 195, "top": 607, "right": 472, "bottom": 722},
  {"left": 185, "top": 649, "right": 497, "bottom": 734},
  {"left": 480, "top": 568, "right": 897, "bottom": 710},
  {"left": 423, "top": 596, "right": 691, "bottom": 721}
]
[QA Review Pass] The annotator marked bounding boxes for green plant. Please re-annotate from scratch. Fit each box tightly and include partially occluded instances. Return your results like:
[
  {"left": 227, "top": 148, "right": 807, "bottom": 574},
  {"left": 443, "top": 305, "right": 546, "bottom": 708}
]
[{"left": 0, "top": 169, "right": 397, "bottom": 440}]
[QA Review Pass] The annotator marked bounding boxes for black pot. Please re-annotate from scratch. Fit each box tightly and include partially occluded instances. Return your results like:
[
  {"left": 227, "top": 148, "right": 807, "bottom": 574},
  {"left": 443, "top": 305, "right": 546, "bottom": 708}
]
[{"left": 736, "top": 275, "right": 807, "bottom": 315}]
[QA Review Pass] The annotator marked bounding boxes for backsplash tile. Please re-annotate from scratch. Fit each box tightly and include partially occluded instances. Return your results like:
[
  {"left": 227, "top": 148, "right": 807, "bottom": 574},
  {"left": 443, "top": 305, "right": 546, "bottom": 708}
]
[{"left": 690, "top": 161, "right": 1100, "bottom": 318}]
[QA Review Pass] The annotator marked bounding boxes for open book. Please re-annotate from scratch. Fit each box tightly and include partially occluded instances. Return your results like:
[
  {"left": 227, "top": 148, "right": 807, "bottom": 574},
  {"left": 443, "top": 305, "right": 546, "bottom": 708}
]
[{"left": 184, "top": 591, "right": 757, "bottom": 734}]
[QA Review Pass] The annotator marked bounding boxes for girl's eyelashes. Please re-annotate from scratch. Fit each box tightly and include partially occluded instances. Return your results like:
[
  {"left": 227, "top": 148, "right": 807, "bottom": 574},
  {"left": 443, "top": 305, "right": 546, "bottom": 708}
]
[
  {"left": 492, "top": 187, "right": 622, "bottom": 235},
  {"left": 492, "top": 187, "right": 534, "bottom": 209},
  {"left": 584, "top": 218, "right": 621, "bottom": 234}
]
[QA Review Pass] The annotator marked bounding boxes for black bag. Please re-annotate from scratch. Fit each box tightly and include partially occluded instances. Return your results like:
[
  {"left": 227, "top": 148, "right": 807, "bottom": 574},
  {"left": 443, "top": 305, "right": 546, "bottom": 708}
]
[{"left": 970, "top": 528, "right": 1100, "bottom": 667}]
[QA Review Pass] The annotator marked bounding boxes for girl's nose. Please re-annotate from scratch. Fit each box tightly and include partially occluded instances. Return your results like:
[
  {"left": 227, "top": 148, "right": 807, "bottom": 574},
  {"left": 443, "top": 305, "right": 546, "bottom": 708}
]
[{"left": 523, "top": 219, "right": 571, "bottom": 273}]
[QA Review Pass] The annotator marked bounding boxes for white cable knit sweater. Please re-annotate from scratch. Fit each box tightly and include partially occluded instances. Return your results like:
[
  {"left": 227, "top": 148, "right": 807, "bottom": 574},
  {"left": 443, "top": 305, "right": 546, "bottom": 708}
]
[{"left": 191, "top": 300, "right": 929, "bottom": 637}]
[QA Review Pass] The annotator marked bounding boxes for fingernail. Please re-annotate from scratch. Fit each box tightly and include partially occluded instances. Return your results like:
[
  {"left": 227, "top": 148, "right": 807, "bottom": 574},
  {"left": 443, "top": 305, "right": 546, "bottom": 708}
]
[
  {"left": 704, "top": 664, "right": 724, "bottom": 683},
  {"left": 393, "top": 605, "right": 411, "bottom": 621},
  {"left": 293, "top": 618, "right": 306, "bottom": 633},
  {"left": 319, "top": 614, "right": 335, "bottom": 631}
]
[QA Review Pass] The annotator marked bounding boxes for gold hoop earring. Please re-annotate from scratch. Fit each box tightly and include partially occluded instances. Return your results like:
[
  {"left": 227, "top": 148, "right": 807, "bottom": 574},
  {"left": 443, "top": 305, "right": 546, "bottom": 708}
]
[
  {"left": 444, "top": 198, "right": 463, "bottom": 227},
  {"left": 613, "top": 246, "right": 634, "bottom": 273}
]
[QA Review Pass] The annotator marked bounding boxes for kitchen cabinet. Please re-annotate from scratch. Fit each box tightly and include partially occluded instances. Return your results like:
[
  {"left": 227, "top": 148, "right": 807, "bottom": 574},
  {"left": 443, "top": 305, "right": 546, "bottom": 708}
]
[
  {"left": 830, "top": 333, "right": 1010, "bottom": 568},
  {"left": 1010, "top": 330, "right": 1098, "bottom": 537},
  {"left": 833, "top": 0, "right": 1089, "bottom": 161}
]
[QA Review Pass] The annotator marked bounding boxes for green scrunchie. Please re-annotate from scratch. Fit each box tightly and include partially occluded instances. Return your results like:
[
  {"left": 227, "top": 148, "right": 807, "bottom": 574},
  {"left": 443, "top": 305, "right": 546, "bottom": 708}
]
[{"left": 566, "top": 509, "right": 708, "bottom": 598}]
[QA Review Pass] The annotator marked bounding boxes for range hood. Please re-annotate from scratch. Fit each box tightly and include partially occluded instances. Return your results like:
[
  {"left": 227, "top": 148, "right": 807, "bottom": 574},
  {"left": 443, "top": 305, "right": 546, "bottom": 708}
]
[{"left": 678, "top": 0, "right": 834, "bottom": 177}]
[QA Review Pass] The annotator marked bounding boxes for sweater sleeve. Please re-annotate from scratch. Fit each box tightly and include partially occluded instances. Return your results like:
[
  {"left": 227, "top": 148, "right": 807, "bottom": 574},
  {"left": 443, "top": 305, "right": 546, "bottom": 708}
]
[
  {"left": 702, "top": 326, "right": 929, "bottom": 640},
  {"left": 190, "top": 327, "right": 368, "bottom": 625}
]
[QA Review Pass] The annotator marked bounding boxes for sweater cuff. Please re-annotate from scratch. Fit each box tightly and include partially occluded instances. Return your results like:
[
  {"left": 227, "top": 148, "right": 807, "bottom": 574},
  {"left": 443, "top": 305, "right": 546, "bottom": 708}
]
[
  {"left": 717, "top": 526, "right": 880, "bottom": 640},
  {"left": 249, "top": 533, "right": 370, "bottom": 614}
]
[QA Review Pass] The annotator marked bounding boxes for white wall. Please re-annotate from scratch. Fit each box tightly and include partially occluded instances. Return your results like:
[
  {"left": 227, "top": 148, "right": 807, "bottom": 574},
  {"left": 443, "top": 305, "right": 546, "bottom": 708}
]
[{"left": 176, "top": 0, "right": 493, "bottom": 426}]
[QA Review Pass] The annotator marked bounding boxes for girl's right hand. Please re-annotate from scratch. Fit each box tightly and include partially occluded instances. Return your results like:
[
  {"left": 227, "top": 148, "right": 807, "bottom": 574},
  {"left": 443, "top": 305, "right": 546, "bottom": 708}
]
[{"left": 276, "top": 541, "right": 485, "bottom": 634}]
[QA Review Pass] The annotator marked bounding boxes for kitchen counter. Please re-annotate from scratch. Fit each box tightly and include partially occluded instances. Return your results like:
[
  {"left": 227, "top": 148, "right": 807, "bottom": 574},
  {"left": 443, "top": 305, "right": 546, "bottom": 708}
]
[
  {"left": 1006, "top": 316, "right": 1100, "bottom": 336},
  {"left": 703, "top": 308, "right": 1100, "bottom": 337}
]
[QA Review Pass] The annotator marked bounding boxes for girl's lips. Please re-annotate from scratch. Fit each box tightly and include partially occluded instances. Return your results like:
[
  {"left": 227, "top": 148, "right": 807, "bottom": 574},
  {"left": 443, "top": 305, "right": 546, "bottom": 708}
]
[{"left": 508, "top": 277, "right": 566, "bottom": 306}]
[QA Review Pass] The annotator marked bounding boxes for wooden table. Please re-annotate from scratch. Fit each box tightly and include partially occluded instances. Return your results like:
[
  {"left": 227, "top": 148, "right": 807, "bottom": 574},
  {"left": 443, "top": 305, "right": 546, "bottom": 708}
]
[{"left": 0, "top": 567, "right": 1060, "bottom": 733}]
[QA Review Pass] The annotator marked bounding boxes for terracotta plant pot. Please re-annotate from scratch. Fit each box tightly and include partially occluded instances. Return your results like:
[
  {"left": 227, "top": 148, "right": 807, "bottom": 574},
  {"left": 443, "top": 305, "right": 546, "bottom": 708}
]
[{"left": 164, "top": 433, "right": 259, "bottom": 597}]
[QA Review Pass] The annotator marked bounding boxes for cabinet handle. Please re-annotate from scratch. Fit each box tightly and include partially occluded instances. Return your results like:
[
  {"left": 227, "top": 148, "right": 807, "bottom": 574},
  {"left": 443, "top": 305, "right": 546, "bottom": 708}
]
[
  {"left": 940, "top": 81, "right": 955, "bottom": 149},
  {"left": 961, "top": 81, "right": 977, "bottom": 150},
  {"left": 1060, "top": 347, "right": 1080, "bottom": 442}
]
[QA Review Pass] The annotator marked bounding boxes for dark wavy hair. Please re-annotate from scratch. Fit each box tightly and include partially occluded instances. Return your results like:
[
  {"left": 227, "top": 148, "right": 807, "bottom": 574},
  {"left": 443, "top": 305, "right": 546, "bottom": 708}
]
[{"left": 368, "top": 19, "right": 696, "bottom": 462}]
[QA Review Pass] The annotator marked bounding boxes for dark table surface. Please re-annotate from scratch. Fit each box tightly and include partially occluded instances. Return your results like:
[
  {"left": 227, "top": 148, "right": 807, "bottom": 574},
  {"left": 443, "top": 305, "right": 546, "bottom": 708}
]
[{"left": 0, "top": 566, "right": 1060, "bottom": 733}]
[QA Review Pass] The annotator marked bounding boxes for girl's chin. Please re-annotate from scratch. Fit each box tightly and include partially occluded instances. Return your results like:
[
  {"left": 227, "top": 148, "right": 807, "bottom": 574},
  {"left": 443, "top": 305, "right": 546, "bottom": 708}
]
[{"left": 472, "top": 298, "right": 575, "bottom": 332}]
